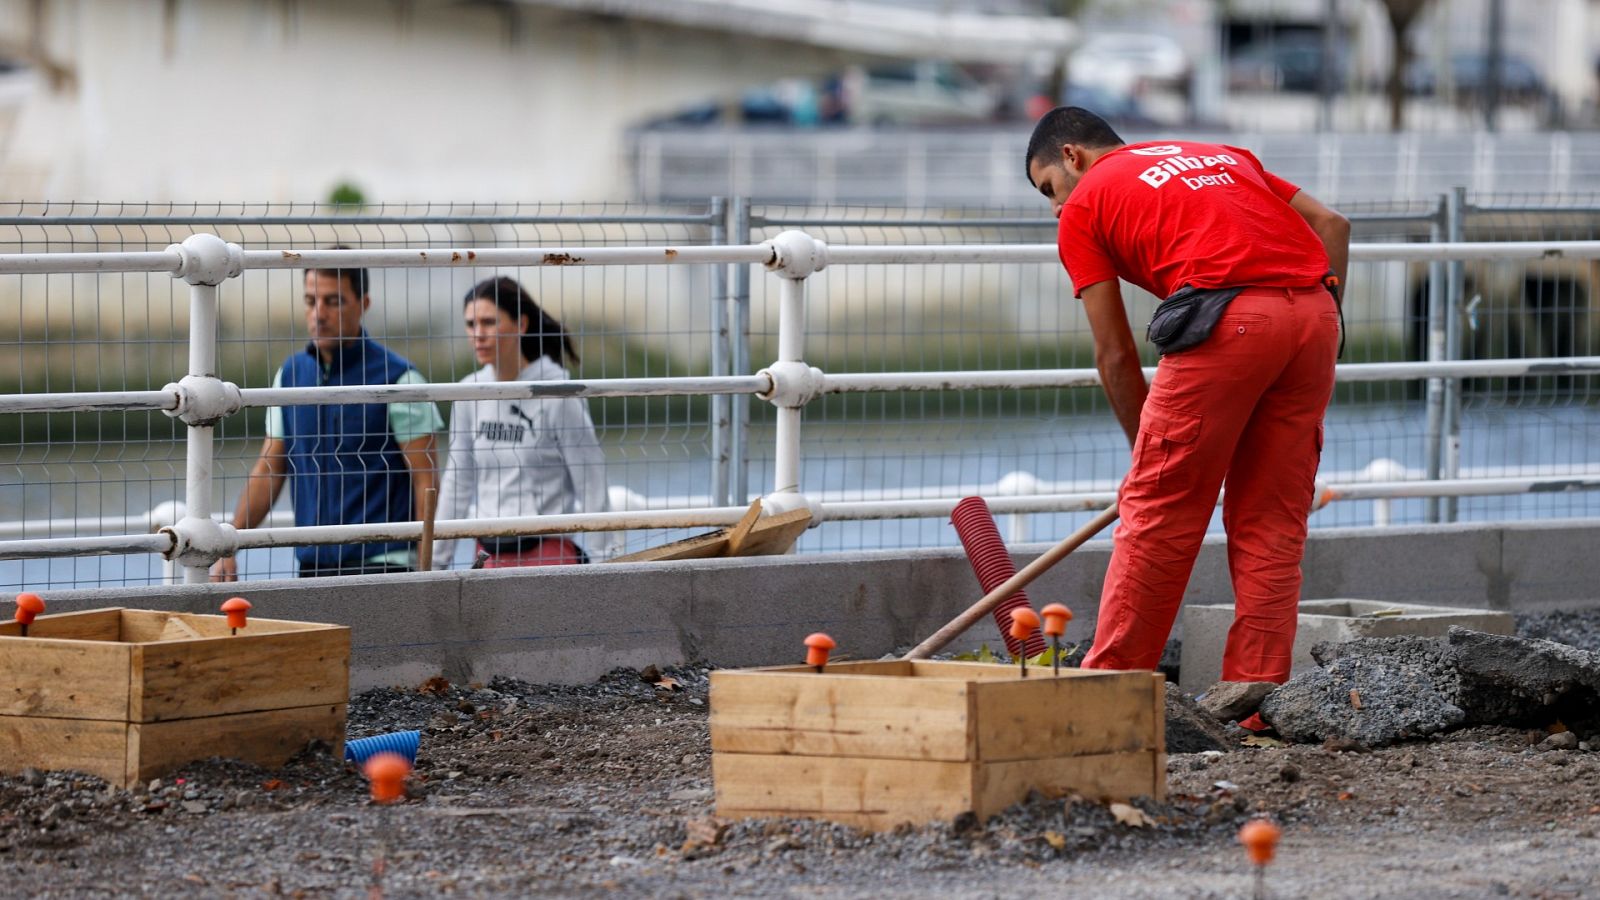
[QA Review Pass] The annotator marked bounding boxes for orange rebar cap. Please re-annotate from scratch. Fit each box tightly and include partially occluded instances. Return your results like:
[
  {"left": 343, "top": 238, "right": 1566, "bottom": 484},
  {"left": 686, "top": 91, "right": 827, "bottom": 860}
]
[
  {"left": 365, "top": 752, "right": 411, "bottom": 805},
  {"left": 1239, "top": 818, "right": 1281, "bottom": 866},
  {"left": 220, "top": 597, "right": 252, "bottom": 630},
  {"left": 1008, "top": 607, "right": 1040, "bottom": 644},
  {"left": 1040, "top": 603, "right": 1073, "bottom": 637},
  {"left": 14, "top": 593, "right": 44, "bottom": 625},
  {"left": 803, "top": 632, "right": 836, "bottom": 668}
]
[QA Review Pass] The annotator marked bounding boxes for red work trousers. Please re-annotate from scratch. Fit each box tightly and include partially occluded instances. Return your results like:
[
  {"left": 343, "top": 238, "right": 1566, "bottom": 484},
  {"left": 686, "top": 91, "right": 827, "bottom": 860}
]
[
  {"left": 478, "top": 538, "right": 587, "bottom": 568},
  {"left": 1082, "top": 285, "right": 1339, "bottom": 684}
]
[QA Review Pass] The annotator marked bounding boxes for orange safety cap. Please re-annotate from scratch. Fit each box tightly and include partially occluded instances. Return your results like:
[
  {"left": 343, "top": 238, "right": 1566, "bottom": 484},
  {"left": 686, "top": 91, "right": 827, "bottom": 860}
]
[
  {"left": 220, "top": 597, "right": 252, "bottom": 630},
  {"left": 803, "top": 632, "right": 836, "bottom": 668},
  {"left": 1040, "top": 603, "right": 1073, "bottom": 637},
  {"left": 1238, "top": 818, "right": 1281, "bottom": 866},
  {"left": 365, "top": 752, "right": 412, "bottom": 804},
  {"left": 14, "top": 593, "right": 44, "bottom": 625},
  {"left": 1008, "top": 607, "right": 1040, "bottom": 644}
]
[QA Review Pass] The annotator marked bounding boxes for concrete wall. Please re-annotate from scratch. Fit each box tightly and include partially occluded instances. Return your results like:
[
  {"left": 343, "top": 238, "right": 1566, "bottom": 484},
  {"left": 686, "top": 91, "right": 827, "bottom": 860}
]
[{"left": 29, "top": 519, "right": 1600, "bottom": 691}]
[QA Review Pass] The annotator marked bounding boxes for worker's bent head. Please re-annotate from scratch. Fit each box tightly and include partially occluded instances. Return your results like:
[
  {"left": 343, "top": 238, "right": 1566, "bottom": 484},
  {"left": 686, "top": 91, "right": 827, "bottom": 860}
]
[{"left": 1024, "top": 106, "right": 1125, "bottom": 216}]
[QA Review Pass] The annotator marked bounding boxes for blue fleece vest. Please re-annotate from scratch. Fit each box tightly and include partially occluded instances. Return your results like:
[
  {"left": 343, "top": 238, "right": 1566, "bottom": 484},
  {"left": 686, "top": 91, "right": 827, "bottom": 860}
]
[{"left": 279, "top": 334, "right": 416, "bottom": 568}]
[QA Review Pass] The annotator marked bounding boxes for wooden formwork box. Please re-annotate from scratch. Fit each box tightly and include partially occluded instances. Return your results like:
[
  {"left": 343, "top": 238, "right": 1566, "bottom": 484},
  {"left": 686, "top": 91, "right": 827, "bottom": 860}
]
[
  {"left": 710, "top": 660, "right": 1166, "bottom": 831},
  {"left": 0, "top": 608, "right": 349, "bottom": 787}
]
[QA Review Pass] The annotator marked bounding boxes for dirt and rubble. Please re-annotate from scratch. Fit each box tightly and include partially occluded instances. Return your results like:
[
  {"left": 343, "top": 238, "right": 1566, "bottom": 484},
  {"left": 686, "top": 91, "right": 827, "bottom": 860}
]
[{"left": 2, "top": 611, "right": 1600, "bottom": 898}]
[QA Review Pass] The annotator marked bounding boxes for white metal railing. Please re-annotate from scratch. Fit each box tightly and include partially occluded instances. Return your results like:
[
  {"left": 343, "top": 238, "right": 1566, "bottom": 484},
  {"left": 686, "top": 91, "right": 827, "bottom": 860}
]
[{"left": 4, "top": 232, "right": 1600, "bottom": 584}]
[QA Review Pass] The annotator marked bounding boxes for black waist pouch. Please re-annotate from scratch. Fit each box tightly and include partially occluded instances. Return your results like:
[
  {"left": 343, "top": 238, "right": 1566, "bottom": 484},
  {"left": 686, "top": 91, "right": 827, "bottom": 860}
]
[{"left": 1146, "top": 285, "right": 1244, "bottom": 355}]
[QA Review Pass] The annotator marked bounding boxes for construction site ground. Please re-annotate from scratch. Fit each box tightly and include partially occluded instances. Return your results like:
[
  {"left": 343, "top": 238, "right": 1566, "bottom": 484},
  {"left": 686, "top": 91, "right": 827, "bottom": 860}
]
[{"left": 3, "top": 610, "right": 1599, "bottom": 899}]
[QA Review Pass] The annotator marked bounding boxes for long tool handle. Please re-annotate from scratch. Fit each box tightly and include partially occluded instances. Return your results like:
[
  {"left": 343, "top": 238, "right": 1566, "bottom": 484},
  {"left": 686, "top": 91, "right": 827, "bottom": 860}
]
[
  {"left": 418, "top": 487, "right": 439, "bottom": 572},
  {"left": 903, "top": 504, "right": 1119, "bottom": 660}
]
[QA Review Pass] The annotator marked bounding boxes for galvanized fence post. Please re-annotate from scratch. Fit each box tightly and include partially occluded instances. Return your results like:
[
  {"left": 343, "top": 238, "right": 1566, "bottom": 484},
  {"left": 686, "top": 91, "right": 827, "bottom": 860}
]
[
  {"left": 1443, "top": 186, "right": 1467, "bottom": 522},
  {"left": 730, "top": 196, "right": 753, "bottom": 505},
  {"left": 1423, "top": 191, "right": 1448, "bottom": 523},
  {"left": 708, "top": 197, "right": 730, "bottom": 508}
]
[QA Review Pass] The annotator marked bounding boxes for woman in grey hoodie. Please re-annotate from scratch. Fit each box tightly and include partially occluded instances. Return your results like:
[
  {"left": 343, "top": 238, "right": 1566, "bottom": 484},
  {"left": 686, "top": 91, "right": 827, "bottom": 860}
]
[{"left": 434, "top": 276, "right": 616, "bottom": 568}]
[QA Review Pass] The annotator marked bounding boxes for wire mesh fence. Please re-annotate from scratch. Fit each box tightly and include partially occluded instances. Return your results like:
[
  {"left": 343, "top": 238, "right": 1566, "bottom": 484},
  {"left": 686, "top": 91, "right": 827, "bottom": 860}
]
[
  {"left": 0, "top": 202, "right": 724, "bottom": 586},
  {"left": 3, "top": 194, "right": 1599, "bottom": 591}
]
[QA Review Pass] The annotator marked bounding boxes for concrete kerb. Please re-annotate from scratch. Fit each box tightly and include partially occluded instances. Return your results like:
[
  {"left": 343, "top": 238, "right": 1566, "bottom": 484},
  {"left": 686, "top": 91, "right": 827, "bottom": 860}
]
[
  {"left": 1178, "top": 599, "right": 1516, "bottom": 695},
  {"left": 23, "top": 520, "right": 1600, "bottom": 691}
]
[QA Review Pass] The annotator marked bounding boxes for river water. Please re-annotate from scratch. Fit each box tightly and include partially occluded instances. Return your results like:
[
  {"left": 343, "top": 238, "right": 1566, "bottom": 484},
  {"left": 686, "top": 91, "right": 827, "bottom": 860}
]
[{"left": 3, "top": 403, "right": 1597, "bottom": 591}]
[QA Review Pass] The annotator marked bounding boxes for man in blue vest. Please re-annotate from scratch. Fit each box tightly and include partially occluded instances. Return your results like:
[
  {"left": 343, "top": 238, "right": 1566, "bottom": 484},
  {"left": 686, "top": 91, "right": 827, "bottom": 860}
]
[{"left": 212, "top": 256, "right": 443, "bottom": 579}]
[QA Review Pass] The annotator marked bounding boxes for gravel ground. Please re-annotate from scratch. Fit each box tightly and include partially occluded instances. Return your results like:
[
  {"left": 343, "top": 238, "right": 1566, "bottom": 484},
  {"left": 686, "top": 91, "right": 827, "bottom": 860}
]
[{"left": 4, "top": 611, "right": 1600, "bottom": 898}]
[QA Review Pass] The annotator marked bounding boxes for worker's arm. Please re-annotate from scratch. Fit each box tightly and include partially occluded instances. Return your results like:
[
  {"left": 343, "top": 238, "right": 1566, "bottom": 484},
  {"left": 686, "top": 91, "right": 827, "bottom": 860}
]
[
  {"left": 1081, "top": 279, "right": 1147, "bottom": 448},
  {"left": 1290, "top": 190, "right": 1351, "bottom": 305},
  {"left": 210, "top": 438, "right": 288, "bottom": 582},
  {"left": 400, "top": 433, "right": 439, "bottom": 523}
]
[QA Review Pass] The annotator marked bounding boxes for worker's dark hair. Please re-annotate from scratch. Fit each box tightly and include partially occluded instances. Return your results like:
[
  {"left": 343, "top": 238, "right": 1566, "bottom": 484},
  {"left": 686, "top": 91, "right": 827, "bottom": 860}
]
[
  {"left": 304, "top": 245, "right": 369, "bottom": 299},
  {"left": 463, "top": 275, "right": 579, "bottom": 368},
  {"left": 1024, "top": 107, "right": 1124, "bottom": 185}
]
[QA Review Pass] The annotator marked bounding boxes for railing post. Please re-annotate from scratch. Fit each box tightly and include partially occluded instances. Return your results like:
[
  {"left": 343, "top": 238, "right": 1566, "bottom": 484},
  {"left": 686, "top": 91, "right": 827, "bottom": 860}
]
[
  {"left": 1423, "top": 192, "right": 1448, "bottom": 523},
  {"left": 708, "top": 197, "right": 730, "bottom": 508},
  {"left": 162, "top": 234, "right": 244, "bottom": 583},
  {"left": 1443, "top": 186, "right": 1467, "bottom": 522},
  {"left": 760, "top": 231, "right": 828, "bottom": 523},
  {"left": 774, "top": 277, "right": 805, "bottom": 496},
  {"left": 730, "top": 197, "right": 753, "bottom": 505}
]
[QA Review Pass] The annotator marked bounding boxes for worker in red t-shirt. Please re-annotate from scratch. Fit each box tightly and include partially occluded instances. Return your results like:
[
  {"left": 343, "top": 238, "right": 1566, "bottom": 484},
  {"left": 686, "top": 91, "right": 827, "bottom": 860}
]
[{"left": 1024, "top": 107, "right": 1350, "bottom": 688}]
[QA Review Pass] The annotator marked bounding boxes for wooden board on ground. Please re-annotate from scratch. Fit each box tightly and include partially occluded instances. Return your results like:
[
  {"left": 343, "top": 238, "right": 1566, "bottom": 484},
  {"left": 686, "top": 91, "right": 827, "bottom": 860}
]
[{"left": 609, "top": 499, "right": 811, "bottom": 562}]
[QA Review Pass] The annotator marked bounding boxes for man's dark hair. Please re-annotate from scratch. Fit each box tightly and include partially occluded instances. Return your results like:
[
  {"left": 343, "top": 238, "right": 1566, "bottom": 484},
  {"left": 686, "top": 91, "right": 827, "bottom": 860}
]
[
  {"left": 1024, "top": 107, "right": 1124, "bottom": 184},
  {"left": 304, "top": 245, "right": 368, "bottom": 299}
]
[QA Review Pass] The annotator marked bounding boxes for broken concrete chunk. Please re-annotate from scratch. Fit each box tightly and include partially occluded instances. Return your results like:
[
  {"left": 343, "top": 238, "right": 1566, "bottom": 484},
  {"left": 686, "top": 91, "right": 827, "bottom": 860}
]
[
  {"left": 1259, "top": 647, "right": 1466, "bottom": 747},
  {"left": 1196, "top": 681, "right": 1277, "bottom": 722},
  {"left": 1448, "top": 627, "right": 1600, "bottom": 698},
  {"left": 1163, "top": 683, "right": 1234, "bottom": 754}
]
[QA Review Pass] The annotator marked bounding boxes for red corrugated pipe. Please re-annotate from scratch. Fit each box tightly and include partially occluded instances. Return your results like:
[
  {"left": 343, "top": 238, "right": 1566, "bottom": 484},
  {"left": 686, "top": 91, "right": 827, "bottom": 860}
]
[{"left": 950, "top": 496, "right": 1047, "bottom": 659}]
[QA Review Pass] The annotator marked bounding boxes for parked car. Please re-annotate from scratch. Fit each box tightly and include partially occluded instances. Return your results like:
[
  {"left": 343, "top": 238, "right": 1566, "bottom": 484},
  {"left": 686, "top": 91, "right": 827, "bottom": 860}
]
[
  {"left": 1060, "top": 83, "right": 1159, "bottom": 129},
  {"left": 1069, "top": 32, "right": 1190, "bottom": 98},
  {"left": 643, "top": 79, "right": 842, "bottom": 128},
  {"left": 1406, "top": 53, "right": 1550, "bottom": 104},
  {"left": 1227, "top": 33, "right": 1348, "bottom": 93},
  {"left": 844, "top": 61, "right": 999, "bottom": 126}
]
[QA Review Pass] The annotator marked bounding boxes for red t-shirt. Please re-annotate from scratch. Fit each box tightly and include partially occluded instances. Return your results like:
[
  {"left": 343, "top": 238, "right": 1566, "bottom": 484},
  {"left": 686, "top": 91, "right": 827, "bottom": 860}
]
[{"left": 1056, "top": 140, "right": 1329, "bottom": 299}]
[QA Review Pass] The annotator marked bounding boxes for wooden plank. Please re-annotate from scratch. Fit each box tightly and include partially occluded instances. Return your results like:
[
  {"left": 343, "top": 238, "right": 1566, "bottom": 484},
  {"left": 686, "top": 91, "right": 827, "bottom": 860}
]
[
  {"left": 971, "top": 671, "right": 1158, "bottom": 762},
  {"left": 1151, "top": 673, "right": 1167, "bottom": 754},
  {"left": 728, "top": 660, "right": 912, "bottom": 677},
  {"left": 710, "top": 669, "right": 973, "bottom": 761},
  {"left": 720, "top": 499, "right": 765, "bottom": 557},
  {"left": 0, "top": 639, "right": 133, "bottom": 720},
  {"left": 907, "top": 660, "right": 1044, "bottom": 681},
  {"left": 158, "top": 617, "right": 202, "bottom": 641},
  {"left": 131, "top": 627, "right": 350, "bottom": 722},
  {"left": 974, "top": 750, "right": 1163, "bottom": 817},
  {"left": 0, "top": 608, "right": 123, "bottom": 641},
  {"left": 730, "top": 508, "right": 811, "bottom": 557},
  {"left": 124, "top": 611, "right": 326, "bottom": 641},
  {"left": 121, "top": 610, "right": 176, "bottom": 643},
  {"left": 130, "top": 704, "right": 346, "bottom": 784},
  {"left": 608, "top": 529, "right": 729, "bottom": 563},
  {"left": 713, "top": 752, "right": 975, "bottom": 831},
  {"left": 0, "top": 716, "right": 130, "bottom": 785}
]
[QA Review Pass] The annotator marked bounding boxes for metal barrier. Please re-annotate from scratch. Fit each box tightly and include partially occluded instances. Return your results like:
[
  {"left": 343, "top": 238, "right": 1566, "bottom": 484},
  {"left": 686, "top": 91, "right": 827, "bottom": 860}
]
[{"left": 4, "top": 231, "right": 1600, "bottom": 589}]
